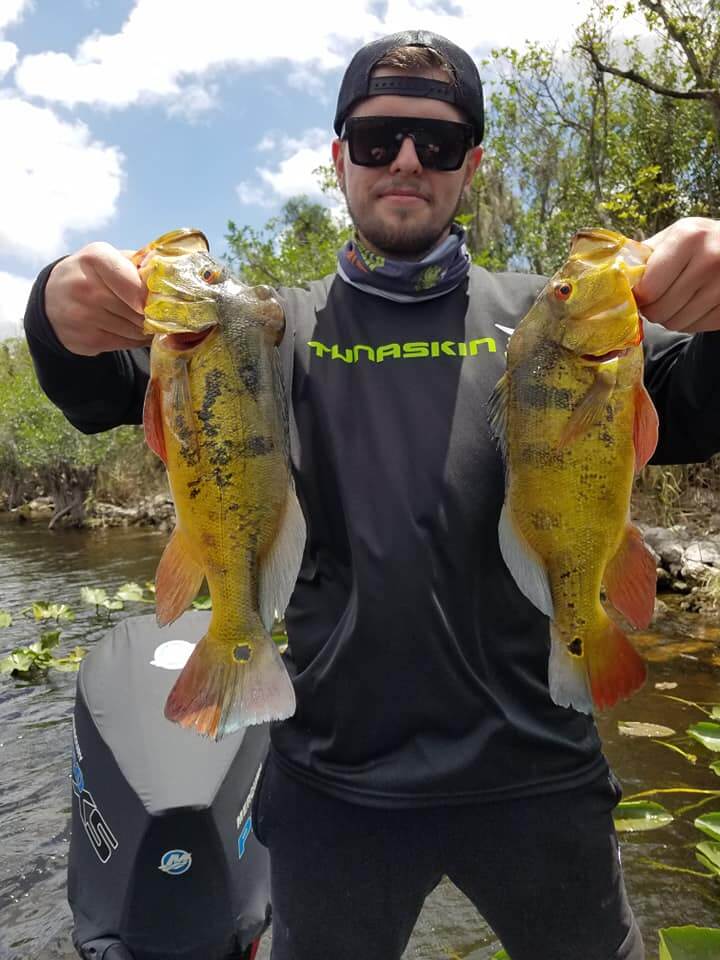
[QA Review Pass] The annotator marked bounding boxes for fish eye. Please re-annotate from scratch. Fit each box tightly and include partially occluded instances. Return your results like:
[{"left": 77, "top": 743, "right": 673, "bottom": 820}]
[
  {"left": 201, "top": 266, "right": 223, "bottom": 284},
  {"left": 554, "top": 281, "right": 573, "bottom": 301}
]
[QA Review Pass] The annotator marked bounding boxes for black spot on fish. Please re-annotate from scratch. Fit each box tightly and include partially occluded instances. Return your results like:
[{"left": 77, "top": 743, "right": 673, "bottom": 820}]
[
  {"left": 187, "top": 478, "right": 202, "bottom": 500},
  {"left": 242, "top": 435, "right": 274, "bottom": 457},
  {"left": 236, "top": 361, "right": 260, "bottom": 400},
  {"left": 568, "top": 637, "right": 583, "bottom": 657},
  {"left": 209, "top": 440, "right": 232, "bottom": 467},
  {"left": 233, "top": 644, "right": 251, "bottom": 662},
  {"left": 519, "top": 383, "right": 573, "bottom": 410},
  {"left": 197, "top": 369, "right": 223, "bottom": 439},
  {"left": 529, "top": 509, "right": 560, "bottom": 531},
  {"left": 213, "top": 466, "right": 232, "bottom": 489},
  {"left": 519, "top": 444, "right": 566, "bottom": 467}
]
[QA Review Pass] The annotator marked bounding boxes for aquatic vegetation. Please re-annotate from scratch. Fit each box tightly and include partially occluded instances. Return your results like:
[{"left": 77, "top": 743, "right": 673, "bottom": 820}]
[
  {"left": 658, "top": 925, "right": 720, "bottom": 958},
  {"left": 0, "top": 581, "right": 155, "bottom": 681}
]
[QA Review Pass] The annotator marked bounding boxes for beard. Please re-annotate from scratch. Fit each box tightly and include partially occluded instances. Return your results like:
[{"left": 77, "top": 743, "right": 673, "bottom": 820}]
[{"left": 346, "top": 188, "right": 465, "bottom": 261}]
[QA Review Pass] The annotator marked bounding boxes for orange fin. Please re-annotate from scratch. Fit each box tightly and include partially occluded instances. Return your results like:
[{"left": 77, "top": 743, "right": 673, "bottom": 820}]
[
  {"left": 633, "top": 383, "right": 659, "bottom": 472},
  {"left": 143, "top": 377, "right": 167, "bottom": 465},
  {"left": 154, "top": 527, "right": 204, "bottom": 626},
  {"left": 603, "top": 524, "right": 657, "bottom": 628},
  {"left": 586, "top": 616, "right": 646, "bottom": 711},
  {"left": 164, "top": 628, "right": 296, "bottom": 740},
  {"left": 558, "top": 363, "right": 616, "bottom": 449}
]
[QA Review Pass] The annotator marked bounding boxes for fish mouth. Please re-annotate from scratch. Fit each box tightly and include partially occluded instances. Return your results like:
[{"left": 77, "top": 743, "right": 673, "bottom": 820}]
[
  {"left": 163, "top": 327, "right": 216, "bottom": 351},
  {"left": 580, "top": 347, "right": 630, "bottom": 363}
]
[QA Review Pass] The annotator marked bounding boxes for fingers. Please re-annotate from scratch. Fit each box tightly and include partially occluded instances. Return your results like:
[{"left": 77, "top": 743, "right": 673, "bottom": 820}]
[
  {"left": 635, "top": 217, "right": 720, "bottom": 333},
  {"left": 82, "top": 243, "right": 146, "bottom": 324},
  {"left": 45, "top": 241, "right": 149, "bottom": 355}
]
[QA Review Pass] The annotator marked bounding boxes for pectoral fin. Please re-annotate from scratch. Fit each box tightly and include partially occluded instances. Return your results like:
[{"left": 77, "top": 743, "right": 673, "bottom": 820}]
[
  {"left": 603, "top": 523, "right": 657, "bottom": 629},
  {"left": 633, "top": 383, "right": 659, "bottom": 472},
  {"left": 557, "top": 363, "right": 617, "bottom": 449}
]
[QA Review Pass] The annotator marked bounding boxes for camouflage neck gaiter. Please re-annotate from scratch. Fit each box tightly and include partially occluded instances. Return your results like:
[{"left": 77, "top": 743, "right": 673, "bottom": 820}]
[{"left": 337, "top": 224, "right": 471, "bottom": 302}]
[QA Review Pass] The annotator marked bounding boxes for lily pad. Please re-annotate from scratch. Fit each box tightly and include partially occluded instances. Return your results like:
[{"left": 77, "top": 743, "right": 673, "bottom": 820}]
[
  {"left": 114, "top": 582, "right": 145, "bottom": 602},
  {"left": 710, "top": 706, "right": 720, "bottom": 720},
  {"left": 695, "top": 813, "right": 720, "bottom": 842},
  {"left": 191, "top": 595, "right": 212, "bottom": 610},
  {"left": 659, "top": 926, "right": 720, "bottom": 959},
  {"left": 695, "top": 841, "right": 720, "bottom": 875},
  {"left": 711, "top": 760, "right": 720, "bottom": 777},
  {"left": 687, "top": 722, "right": 720, "bottom": 752},
  {"left": 0, "top": 611, "right": 12, "bottom": 628},
  {"left": 613, "top": 800, "right": 674, "bottom": 832},
  {"left": 491, "top": 951, "right": 510, "bottom": 960},
  {"left": 618, "top": 721, "right": 675, "bottom": 738}
]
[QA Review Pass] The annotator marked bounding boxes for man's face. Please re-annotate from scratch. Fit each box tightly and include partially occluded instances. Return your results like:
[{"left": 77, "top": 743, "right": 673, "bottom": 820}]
[{"left": 332, "top": 68, "right": 483, "bottom": 260}]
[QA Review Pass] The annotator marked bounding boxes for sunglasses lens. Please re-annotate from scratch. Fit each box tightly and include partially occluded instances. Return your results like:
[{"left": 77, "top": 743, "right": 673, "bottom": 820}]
[{"left": 345, "top": 118, "right": 470, "bottom": 171}]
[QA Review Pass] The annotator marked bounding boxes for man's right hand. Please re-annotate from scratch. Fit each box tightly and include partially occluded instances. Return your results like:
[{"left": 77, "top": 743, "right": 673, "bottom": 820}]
[{"left": 44, "top": 242, "right": 152, "bottom": 356}]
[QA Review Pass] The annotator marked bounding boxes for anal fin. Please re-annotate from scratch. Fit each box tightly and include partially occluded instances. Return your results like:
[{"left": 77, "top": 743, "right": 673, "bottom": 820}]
[
  {"left": 499, "top": 502, "right": 554, "bottom": 618},
  {"left": 155, "top": 527, "right": 205, "bottom": 626},
  {"left": 258, "top": 483, "right": 306, "bottom": 631}
]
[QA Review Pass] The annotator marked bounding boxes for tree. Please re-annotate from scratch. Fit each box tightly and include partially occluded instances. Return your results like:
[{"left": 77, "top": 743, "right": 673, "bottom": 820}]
[
  {"left": 226, "top": 196, "right": 351, "bottom": 288},
  {"left": 0, "top": 339, "right": 139, "bottom": 525}
]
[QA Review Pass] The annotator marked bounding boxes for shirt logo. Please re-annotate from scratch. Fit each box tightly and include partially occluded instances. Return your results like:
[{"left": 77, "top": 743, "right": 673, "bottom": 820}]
[{"left": 307, "top": 338, "right": 497, "bottom": 363}]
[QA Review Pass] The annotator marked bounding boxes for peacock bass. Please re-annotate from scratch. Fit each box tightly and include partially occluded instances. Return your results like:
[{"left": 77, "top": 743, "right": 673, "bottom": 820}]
[
  {"left": 489, "top": 228, "right": 659, "bottom": 713},
  {"left": 134, "top": 228, "right": 305, "bottom": 740}
]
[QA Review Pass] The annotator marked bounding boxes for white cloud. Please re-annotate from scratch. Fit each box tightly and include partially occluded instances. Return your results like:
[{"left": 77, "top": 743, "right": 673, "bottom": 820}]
[
  {"left": 237, "top": 129, "right": 334, "bottom": 209},
  {"left": 11, "top": 0, "right": 637, "bottom": 113},
  {"left": 0, "top": 0, "right": 32, "bottom": 32},
  {"left": 0, "top": 39, "right": 16, "bottom": 77},
  {"left": 0, "top": 97, "right": 124, "bottom": 262},
  {"left": 0, "top": 270, "right": 32, "bottom": 339}
]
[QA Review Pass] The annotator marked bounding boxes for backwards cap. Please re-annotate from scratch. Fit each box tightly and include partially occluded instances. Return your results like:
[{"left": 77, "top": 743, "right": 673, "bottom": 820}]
[{"left": 334, "top": 30, "right": 484, "bottom": 145}]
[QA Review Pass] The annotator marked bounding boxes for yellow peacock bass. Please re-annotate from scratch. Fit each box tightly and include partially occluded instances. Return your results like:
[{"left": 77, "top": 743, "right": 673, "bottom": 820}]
[
  {"left": 135, "top": 228, "right": 305, "bottom": 740},
  {"left": 489, "top": 228, "right": 659, "bottom": 713}
]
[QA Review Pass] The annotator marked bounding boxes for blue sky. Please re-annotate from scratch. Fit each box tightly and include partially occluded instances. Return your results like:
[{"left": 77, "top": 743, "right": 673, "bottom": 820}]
[{"left": 0, "top": 0, "right": 644, "bottom": 338}]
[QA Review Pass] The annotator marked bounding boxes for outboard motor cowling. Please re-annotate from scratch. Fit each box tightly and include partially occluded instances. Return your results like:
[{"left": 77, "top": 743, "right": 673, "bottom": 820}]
[{"left": 68, "top": 612, "right": 270, "bottom": 960}]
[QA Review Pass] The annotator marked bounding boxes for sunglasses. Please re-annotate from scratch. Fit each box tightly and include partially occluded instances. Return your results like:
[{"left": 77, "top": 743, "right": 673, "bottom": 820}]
[{"left": 341, "top": 116, "right": 474, "bottom": 171}]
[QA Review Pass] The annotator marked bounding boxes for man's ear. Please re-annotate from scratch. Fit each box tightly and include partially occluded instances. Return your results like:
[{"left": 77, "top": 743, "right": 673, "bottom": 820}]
[
  {"left": 332, "top": 139, "right": 346, "bottom": 193},
  {"left": 464, "top": 145, "right": 483, "bottom": 190}
]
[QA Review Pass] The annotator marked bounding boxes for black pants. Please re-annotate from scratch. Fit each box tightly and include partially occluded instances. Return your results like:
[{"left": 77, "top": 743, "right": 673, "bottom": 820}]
[{"left": 252, "top": 752, "right": 644, "bottom": 960}]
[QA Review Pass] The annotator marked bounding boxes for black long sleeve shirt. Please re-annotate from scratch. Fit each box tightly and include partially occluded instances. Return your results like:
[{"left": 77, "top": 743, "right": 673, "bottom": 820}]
[{"left": 24, "top": 263, "right": 720, "bottom": 806}]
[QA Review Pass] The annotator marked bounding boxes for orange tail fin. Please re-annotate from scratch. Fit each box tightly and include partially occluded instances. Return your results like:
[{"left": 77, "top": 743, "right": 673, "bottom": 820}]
[{"left": 164, "top": 624, "right": 296, "bottom": 740}]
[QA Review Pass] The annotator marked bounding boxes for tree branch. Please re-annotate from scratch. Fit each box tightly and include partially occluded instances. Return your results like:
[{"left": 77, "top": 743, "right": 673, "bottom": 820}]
[
  {"left": 577, "top": 41, "right": 715, "bottom": 99},
  {"left": 638, "top": 0, "right": 706, "bottom": 83}
]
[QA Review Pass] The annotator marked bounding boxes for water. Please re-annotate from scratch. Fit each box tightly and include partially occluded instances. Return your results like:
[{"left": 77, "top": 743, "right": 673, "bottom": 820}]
[{"left": 0, "top": 516, "right": 718, "bottom": 960}]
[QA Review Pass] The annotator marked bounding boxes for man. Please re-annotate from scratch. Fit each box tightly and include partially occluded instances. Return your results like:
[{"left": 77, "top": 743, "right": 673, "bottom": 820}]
[{"left": 24, "top": 29, "right": 720, "bottom": 960}]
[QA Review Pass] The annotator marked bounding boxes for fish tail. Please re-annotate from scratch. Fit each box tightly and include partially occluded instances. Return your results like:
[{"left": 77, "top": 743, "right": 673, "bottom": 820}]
[
  {"left": 164, "top": 625, "right": 296, "bottom": 740},
  {"left": 586, "top": 615, "right": 646, "bottom": 711},
  {"left": 549, "top": 616, "right": 646, "bottom": 714}
]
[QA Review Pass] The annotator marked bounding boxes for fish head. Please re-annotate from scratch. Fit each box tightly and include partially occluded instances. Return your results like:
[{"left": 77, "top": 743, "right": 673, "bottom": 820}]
[
  {"left": 543, "top": 228, "right": 652, "bottom": 365},
  {"left": 137, "top": 229, "right": 284, "bottom": 350}
]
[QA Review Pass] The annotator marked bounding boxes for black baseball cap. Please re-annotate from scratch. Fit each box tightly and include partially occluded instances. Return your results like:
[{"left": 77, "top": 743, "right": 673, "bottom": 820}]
[{"left": 334, "top": 30, "right": 484, "bottom": 145}]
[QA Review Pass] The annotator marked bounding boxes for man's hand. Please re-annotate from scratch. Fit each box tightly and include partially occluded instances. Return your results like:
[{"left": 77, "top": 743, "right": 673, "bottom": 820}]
[
  {"left": 634, "top": 217, "right": 720, "bottom": 334},
  {"left": 44, "top": 242, "right": 151, "bottom": 356}
]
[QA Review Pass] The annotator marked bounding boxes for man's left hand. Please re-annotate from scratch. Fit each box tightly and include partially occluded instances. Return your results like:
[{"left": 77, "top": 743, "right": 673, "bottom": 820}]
[{"left": 634, "top": 217, "right": 720, "bottom": 333}]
